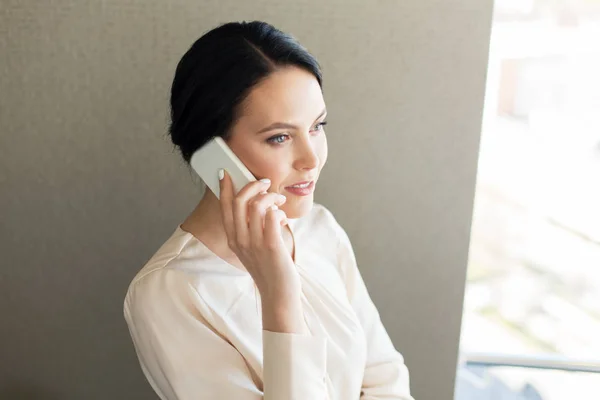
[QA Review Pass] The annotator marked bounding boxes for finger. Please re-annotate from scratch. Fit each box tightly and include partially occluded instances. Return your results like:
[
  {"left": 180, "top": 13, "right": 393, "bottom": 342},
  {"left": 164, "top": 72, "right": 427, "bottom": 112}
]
[
  {"left": 233, "top": 178, "right": 272, "bottom": 248},
  {"left": 218, "top": 169, "right": 236, "bottom": 247},
  {"left": 264, "top": 206, "right": 287, "bottom": 250},
  {"left": 248, "top": 192, "right": 287, "bottom": 246}
]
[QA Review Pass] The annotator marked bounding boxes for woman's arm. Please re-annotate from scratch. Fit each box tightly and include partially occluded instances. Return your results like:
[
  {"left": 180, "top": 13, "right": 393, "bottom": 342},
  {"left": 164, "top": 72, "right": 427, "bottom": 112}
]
[
  {"left": 333, "top": 217, "right": 415, "bottom": 400},
  {"left": 124, "top": 269, "right": 329, "bottom": 400},
  {"left": 260, "top": 288, "right": 329, "bottom": 398}
]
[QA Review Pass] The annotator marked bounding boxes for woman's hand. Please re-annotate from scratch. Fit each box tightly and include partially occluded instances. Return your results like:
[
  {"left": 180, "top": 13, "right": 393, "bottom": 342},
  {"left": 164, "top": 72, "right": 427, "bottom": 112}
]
[
  {"left": 218, "top": 169, "right": 300, "bottom": 300},
  {"left": 219, "top": 169, "right": 307, "bottom": 334}
]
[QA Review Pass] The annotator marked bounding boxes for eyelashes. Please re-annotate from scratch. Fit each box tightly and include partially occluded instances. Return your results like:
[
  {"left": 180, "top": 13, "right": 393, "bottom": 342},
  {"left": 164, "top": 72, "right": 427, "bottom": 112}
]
[
  {"left": 315, "top": 121, "right": 328, "bottom": 131},
  {"left": 266, "top": 134, "right": 289, "bottom": 145},
  {"left": 266, "top": 121, "right": 328, "bottom": 145}
]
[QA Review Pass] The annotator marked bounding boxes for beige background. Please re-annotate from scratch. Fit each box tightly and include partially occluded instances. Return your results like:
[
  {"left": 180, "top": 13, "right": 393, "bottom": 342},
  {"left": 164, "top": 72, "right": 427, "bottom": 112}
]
[{"left": 0, "top": 1, "right": 492, "bottom": 399}]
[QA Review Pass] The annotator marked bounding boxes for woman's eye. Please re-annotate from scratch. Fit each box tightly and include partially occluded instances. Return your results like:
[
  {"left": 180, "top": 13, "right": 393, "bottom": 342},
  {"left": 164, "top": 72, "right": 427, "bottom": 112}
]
[
  {"left": 312, "top": 121, "right": 328, "bottom": 132},
  {"left": 267, "top": 122, "right": 327, "bottom": 145},
  {"left": 266, "top": 134, "right": 289, "bottom": 145}
]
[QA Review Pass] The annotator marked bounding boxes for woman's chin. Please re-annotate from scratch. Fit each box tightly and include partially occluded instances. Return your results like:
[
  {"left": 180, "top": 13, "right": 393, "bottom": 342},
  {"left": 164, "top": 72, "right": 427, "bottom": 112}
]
[{"left": 282, "top": 198, "right": 314, "bottom": 219}]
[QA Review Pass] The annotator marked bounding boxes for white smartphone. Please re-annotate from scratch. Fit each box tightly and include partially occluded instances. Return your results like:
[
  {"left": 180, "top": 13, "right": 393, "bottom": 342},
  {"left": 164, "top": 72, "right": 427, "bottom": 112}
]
[{"left": 190, "top": 137, "right": 257, "bottom": 199}]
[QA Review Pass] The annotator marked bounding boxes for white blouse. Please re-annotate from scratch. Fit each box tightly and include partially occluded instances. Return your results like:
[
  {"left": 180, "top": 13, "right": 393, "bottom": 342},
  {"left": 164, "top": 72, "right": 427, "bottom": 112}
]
[{"left": 123, "top": 203, "right": 414, "bottom": 399}]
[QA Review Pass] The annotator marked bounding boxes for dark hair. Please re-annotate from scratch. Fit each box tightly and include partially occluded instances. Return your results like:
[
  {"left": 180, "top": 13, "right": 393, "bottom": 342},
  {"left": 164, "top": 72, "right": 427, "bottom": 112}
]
[{"left": 168, "top": 21, "right": 323, "bottom": 164}]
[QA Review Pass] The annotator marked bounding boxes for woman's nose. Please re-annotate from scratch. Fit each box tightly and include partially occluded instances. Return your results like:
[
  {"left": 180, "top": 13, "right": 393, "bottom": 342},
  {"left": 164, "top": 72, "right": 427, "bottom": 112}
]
[{"left": 294, "top": 138, "right": 319, "bottom": 171}]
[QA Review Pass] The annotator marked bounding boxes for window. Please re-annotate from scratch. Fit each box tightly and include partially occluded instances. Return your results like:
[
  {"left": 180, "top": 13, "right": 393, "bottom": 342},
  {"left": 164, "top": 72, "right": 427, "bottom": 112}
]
[{"left": 456, "top": 1, "right": 600, "bottom": 398}]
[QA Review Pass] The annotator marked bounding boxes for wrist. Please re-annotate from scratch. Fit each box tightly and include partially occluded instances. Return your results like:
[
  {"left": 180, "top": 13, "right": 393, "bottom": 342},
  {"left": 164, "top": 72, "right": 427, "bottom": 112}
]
[
  {"left": 257, "top": 274, "right": 301, "bottom": 301},
  {"left": 261, "top": 291, "right": 307, "bottom": 334}
]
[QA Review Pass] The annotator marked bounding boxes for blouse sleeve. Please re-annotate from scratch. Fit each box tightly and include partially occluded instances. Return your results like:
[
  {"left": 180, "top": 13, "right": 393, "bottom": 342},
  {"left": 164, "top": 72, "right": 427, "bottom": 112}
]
[
  {"left": 123, "top": 269, "right": 329, "bottom": 400},
  {"left": 334, "top": 222, "right": 415, "bottom": 400}
]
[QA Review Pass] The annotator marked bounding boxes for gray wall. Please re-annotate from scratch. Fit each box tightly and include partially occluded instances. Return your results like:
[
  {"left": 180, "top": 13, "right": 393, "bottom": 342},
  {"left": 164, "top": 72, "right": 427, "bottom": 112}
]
[{"left": 0, "top": 1, "right": 492, "bottom": 399}]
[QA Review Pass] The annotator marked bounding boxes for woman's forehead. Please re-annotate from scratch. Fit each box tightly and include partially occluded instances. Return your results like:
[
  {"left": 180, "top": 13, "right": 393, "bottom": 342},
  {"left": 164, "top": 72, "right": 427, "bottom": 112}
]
[{"left": 239, "top": 67, "right": 325, "bottom": 127}]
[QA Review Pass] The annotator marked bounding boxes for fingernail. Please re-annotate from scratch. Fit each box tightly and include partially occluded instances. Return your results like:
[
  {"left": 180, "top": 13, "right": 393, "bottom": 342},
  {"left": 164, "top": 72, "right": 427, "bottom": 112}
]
[
  {"left": 260, "top": 178, "right": 271, "bottom": 185},
  {"left": 271, "top": 205, "right": 278, "bottom": 210},
  {"left": 218, "top": 169, "right": 224, "bottom": 180},
  {"left": 278, "top": 194, "right": 287, "bottom": 202}
]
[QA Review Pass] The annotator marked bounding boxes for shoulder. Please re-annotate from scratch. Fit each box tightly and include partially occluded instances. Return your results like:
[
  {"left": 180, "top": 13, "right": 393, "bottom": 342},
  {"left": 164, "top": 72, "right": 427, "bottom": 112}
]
[{"left": 123, "top": 227, "right": 249, "bottom": 321}]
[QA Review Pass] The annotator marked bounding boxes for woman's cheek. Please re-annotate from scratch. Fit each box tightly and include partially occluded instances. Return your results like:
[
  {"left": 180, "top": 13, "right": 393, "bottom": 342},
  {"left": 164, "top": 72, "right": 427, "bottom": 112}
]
[
  {"left": 318, "top": 138, "right": 328, "bottom": 169},
  {"left": 260, "top": 161, "right": 286, "bottom": 190}
]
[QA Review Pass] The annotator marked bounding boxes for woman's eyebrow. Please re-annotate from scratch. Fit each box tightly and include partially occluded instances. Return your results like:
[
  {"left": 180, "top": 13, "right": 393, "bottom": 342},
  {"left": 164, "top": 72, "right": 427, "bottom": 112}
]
[{"left": 256, "top": 108, "right": 327, "bottom": 134}]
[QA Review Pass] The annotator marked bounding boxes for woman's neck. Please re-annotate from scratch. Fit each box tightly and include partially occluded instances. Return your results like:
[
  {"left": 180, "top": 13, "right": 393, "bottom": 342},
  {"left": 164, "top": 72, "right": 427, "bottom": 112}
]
[{"left": 181, "top": 190, "right": 233, "bottom": 257}]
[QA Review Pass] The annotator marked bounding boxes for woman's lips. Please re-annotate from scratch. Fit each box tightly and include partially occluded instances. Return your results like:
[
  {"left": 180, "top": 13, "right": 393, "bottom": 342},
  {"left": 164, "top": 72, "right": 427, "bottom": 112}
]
[{"left": 284, "top": 181, "right": 315, "bottom": 196}]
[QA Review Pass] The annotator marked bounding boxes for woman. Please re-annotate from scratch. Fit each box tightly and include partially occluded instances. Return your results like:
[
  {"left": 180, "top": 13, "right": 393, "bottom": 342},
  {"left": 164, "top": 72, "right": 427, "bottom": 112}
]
[{"left": 124, "top": 20, "right": 414, "bottom": 400}]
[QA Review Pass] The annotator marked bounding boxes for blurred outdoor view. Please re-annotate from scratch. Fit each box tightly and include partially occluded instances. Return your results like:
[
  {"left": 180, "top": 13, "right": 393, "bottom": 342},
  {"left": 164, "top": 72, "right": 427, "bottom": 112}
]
[{"left": 456, "top": 0, "right": 600, "bottom": 399}]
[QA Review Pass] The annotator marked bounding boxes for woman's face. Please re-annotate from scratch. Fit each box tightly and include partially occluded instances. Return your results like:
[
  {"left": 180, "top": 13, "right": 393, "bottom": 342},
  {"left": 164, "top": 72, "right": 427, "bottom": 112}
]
[{"left": 227, "top": 66, "right": 328, "bottom": 219}]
